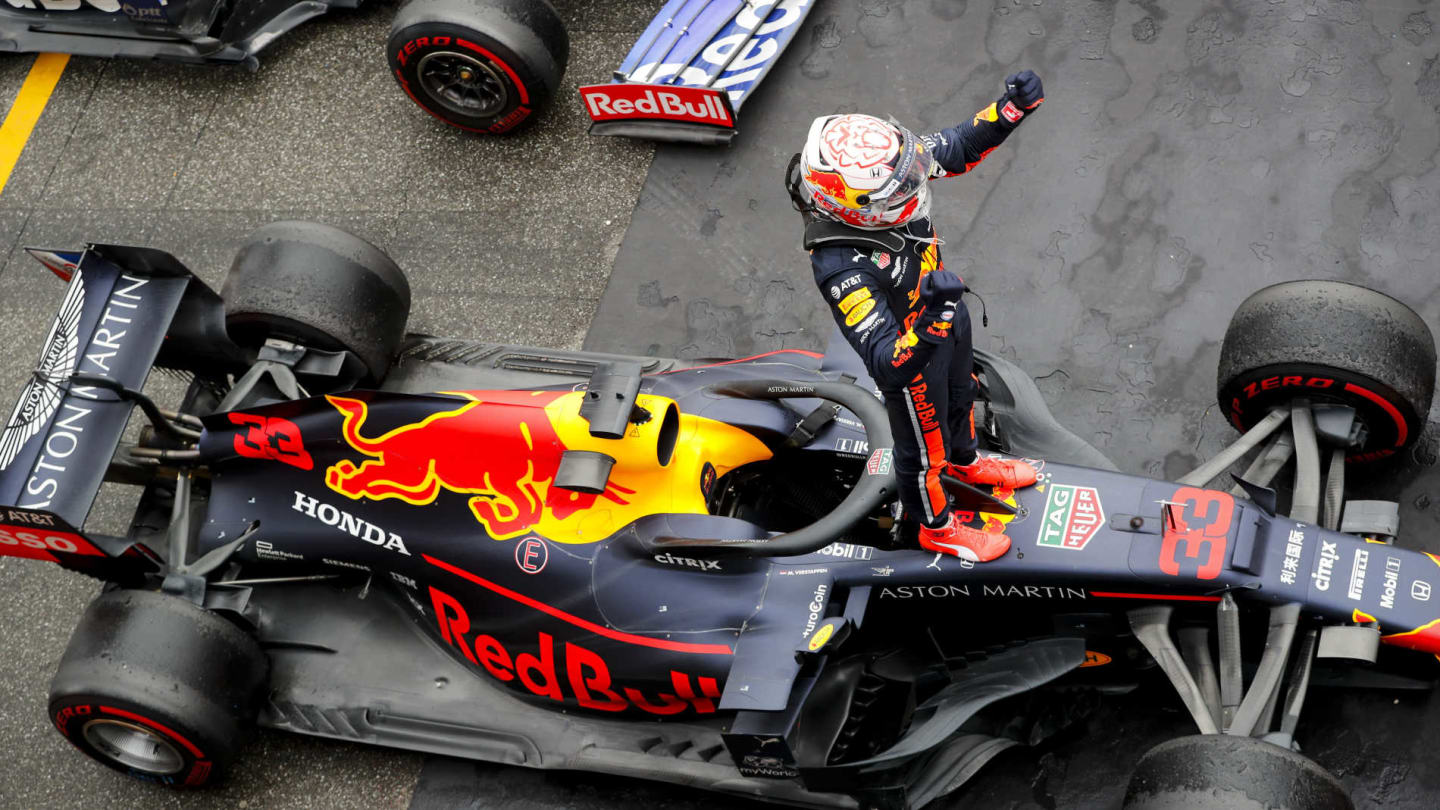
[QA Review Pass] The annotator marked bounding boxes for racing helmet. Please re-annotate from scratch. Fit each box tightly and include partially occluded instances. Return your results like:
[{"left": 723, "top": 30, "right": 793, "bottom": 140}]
[{"left": 799, "top": 113, "right": 936, "bottom": 229}]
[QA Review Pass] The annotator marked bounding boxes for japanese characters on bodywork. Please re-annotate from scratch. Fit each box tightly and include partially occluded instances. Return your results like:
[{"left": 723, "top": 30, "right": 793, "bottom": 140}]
[{"left": 1262, "top": 517, "right": 1440, "bottom": 653}]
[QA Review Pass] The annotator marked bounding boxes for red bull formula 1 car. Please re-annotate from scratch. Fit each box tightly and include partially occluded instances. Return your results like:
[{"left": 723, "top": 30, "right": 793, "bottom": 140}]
[{"left": 2, "top": 222, "right": 1436, "bottom": 809}]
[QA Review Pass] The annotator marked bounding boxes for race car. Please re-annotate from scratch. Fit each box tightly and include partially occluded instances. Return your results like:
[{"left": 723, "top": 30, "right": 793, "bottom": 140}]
[
  {"left": 0, "top": 0, "right": 570, "bottom": 134},
  {"left": 1, "top": 221, "right": 1435, "bottom": 809}
]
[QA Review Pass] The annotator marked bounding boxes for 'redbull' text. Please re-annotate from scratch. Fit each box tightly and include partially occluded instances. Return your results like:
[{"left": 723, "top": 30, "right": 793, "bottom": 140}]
[{"left": 429, "top": 586, "right": 722, "bottom": 715}]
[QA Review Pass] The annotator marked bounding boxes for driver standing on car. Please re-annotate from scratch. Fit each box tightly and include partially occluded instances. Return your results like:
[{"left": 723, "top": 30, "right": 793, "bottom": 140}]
[{"left": 787, "top": 71, "right": 1045, "bottom": 562}]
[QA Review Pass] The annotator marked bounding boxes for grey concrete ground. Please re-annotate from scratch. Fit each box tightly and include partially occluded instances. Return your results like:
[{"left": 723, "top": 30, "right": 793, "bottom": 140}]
[
  {"left": 0, "top": 1, "right": 663, "bottom": 808},
  {"left": 2, "top": 0, "right": 1440, "bottom": 808}
]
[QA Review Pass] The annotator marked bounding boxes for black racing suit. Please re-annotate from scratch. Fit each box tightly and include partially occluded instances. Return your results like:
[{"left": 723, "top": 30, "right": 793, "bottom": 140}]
[{"left": 810, "top": 97, "right": 1028, "bottom": 528}]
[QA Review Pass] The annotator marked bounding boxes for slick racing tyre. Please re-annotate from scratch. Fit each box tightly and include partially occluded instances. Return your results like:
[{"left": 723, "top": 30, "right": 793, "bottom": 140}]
[
  {"left": 387, "top": 0, "right": 568, "bottom": 134},
  {"left": 1217, "top": 280, "right": 1436, "bottom": 461},
  {"left": 1123, "top": 734, "right": 1352, "bottom": 810},
  {"left": 48, "top": 589, "right": 268, "bottom": 787},
  {"left": 222, "top": 221, "right": 411, "bottom": 383}
]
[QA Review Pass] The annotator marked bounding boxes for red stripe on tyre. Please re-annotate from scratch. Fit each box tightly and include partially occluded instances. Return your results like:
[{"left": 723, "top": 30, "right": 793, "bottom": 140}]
[
  {"left": 456, "top": 38, "right": 529, "bottom": 105},
  {"left": 1342, "top": 382, "right": 1407, "bottom": 446},
  {"left": 393, "top": 61, "right": 532, "bottom": 135},
  {"left": 99, "top": 705, "right": 205, "bottom": 758}
]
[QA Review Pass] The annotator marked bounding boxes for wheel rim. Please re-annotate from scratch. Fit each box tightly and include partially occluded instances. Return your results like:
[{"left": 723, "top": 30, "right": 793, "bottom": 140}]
[
  {"left": 416, "top": 51, "right": 508, "bottom": 118},
  {"left": 82, "top": 718, "right": 185, "bottom": 775}
]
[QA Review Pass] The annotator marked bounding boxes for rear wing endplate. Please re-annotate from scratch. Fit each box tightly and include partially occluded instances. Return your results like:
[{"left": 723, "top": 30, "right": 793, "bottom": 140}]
[{"left": 0, "top": 246, "right": 212, "bottom": 529}]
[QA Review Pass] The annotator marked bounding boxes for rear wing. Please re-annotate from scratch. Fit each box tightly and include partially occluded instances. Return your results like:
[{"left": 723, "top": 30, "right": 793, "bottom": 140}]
[
  {"left": 579, "top": 0, "right": 816, "bottom": 145},
  {"left": 0, "top": 244, "right": 238, "bottom": 530}
]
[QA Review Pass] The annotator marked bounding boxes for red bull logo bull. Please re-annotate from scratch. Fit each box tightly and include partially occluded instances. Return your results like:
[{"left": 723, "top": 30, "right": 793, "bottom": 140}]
[
  {"left": 324, "top": 389, "right": 774, "bottom": 544},
  {"left": 953, "top": 478, "right": 1020, "bottom": 537},
  {"left": 805, "top": 167, "right": 852, "bottom": 206},
  {"left": 325, "top": 391, "right": 632, "bottom": 541}
]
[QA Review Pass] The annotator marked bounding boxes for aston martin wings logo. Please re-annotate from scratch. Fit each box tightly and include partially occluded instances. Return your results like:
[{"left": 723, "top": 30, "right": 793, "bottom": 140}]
[{"left": 0, "top": 272, "right": 84, "bottom": 471}]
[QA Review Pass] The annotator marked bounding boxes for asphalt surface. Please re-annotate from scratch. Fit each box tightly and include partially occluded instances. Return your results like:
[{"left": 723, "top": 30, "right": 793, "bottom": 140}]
[{"left": 1, "top": 0, "right": 1439, "bottom": 808}]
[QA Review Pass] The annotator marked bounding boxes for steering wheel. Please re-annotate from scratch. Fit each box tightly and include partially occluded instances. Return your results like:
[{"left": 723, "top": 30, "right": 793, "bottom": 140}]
[{"left": 658, "top": 378, "right": 897, "bottom": 557}]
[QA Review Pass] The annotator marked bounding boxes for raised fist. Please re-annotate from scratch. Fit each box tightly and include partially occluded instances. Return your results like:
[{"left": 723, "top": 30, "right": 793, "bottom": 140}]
[
  {"left": 920, "top": 270, "right": 966, "bottom": 305},
  {"left": 1004, "top": 70, "right": 1044, "bottom": 111}
]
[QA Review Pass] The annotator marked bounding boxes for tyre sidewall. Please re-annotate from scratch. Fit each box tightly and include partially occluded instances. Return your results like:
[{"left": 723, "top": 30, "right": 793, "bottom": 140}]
[
  {"left": 1218, "top": 362, "right": 1418, "bottom": 462},
  {"left": 47, "top": 589, "right": 267, "bottom": 787},
  {"left": 50, "top": 695, "right": 220, "bottom": 787},
  {"left": 388, "top": 22, "right": 551, "bottom": 134}
]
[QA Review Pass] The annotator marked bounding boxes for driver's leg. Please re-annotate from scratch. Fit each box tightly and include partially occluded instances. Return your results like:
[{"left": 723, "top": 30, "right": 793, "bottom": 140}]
[
  {"left": 945, "top": 303, "right": 979, "bottom": 464},
  {"left": 890, "top": 340, "right": 1011, "bottom": 562},
  {"left": 883, "top": 354, "right": 952, "bottom": 531},
  {"left": 943, "top": 301, "right": 1037, "bottom": 489}
]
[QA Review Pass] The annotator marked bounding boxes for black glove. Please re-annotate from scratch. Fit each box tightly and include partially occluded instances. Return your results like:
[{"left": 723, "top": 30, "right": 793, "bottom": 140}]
[
  {"left": 916, "top": 270, "right": 966, "bottom": 342},
  {"left": 1004, "top": 70, "right": 1044, "bottom": 111},
  {"left": 920, "top": 270, "right": 966, "bottom": 306}
]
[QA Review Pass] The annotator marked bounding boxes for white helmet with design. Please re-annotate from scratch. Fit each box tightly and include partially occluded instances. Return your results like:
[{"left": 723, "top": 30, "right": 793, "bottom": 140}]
[{"left": 798, "top": 113, "right": 936, "bottom": 229}]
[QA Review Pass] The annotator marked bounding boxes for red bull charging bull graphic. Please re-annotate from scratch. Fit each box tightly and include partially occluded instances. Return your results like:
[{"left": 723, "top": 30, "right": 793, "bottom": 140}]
[
  {"left": 324, "top": 390, "right": 773, "bottom": 543},
  {"left": 325, "top": 390, "right": 634, "bottom": 540}
]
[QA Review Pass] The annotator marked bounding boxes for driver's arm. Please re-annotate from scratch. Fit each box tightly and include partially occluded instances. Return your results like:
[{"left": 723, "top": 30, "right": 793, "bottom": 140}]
[
  {"left": 924, "top": 70, "right": 1043, "bottom": 178},
  {"left": 815, "top": 262, "right": 951, "bottom": 389}
]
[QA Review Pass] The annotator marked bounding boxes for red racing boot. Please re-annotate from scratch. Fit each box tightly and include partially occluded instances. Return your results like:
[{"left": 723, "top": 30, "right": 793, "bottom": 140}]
[
  {"left": 918, "top": 513, "right": 1012, "bottom": 562},
  {"left": 946, "top": 456, "right": 1038, "bottom": 489}
]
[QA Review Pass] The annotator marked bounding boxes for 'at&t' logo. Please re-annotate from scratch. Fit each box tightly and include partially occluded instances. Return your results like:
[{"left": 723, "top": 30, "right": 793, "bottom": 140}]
[{"left": 1037, "top": 484, "right": 1105, "bottom": 551}]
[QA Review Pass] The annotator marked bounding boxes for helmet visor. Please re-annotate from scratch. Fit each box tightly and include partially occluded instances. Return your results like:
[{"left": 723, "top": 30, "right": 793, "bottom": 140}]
[{"left": 862, "top": 125, "right": 934, "bottom": 216}]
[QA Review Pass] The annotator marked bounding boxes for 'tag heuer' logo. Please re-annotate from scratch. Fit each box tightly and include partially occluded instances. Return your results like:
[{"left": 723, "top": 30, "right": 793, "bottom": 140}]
[
  {"left": 579, "top": 84, "right": 734, "bottom": 128},
  {"left": 1037, "top": 484, "right": 1105, "bottom": 551}
]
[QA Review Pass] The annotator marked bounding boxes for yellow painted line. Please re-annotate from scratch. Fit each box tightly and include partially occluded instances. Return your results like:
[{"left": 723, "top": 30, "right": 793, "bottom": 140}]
[{"left": 0, "top": 53, "right": 70, "bottom": 197}]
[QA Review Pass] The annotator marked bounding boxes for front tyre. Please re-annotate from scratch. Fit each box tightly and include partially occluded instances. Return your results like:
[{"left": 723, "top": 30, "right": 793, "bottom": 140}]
[
  {"left": 1123, "top": 734, "right": 1351, "bottom": 810},
  {"left": 1217, "top": 280, "right": 1436, "bottom": 461},
  {"left": 387, "top": 0, "right": 568, "bottom": 134},
  {"left": 48, "top": 590, "right": 268, "bottom": 787}
]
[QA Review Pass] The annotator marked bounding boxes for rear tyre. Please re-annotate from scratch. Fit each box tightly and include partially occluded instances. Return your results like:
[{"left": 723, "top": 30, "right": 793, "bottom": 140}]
[
  {"left": 1123, "top": 735, "right": 1352, "bottom": 810},
  {"left": 222, "top": 221, "right": 411, "bottom": 383},
  {"left": 387, "top": 0, "right": 568, "bottom": 134},
  {"left": 48, "top": 589, "right": 268, "bottom": 787},
  {"left": 1217, "top": 280, "right": 1435, "bottom": 461}
]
